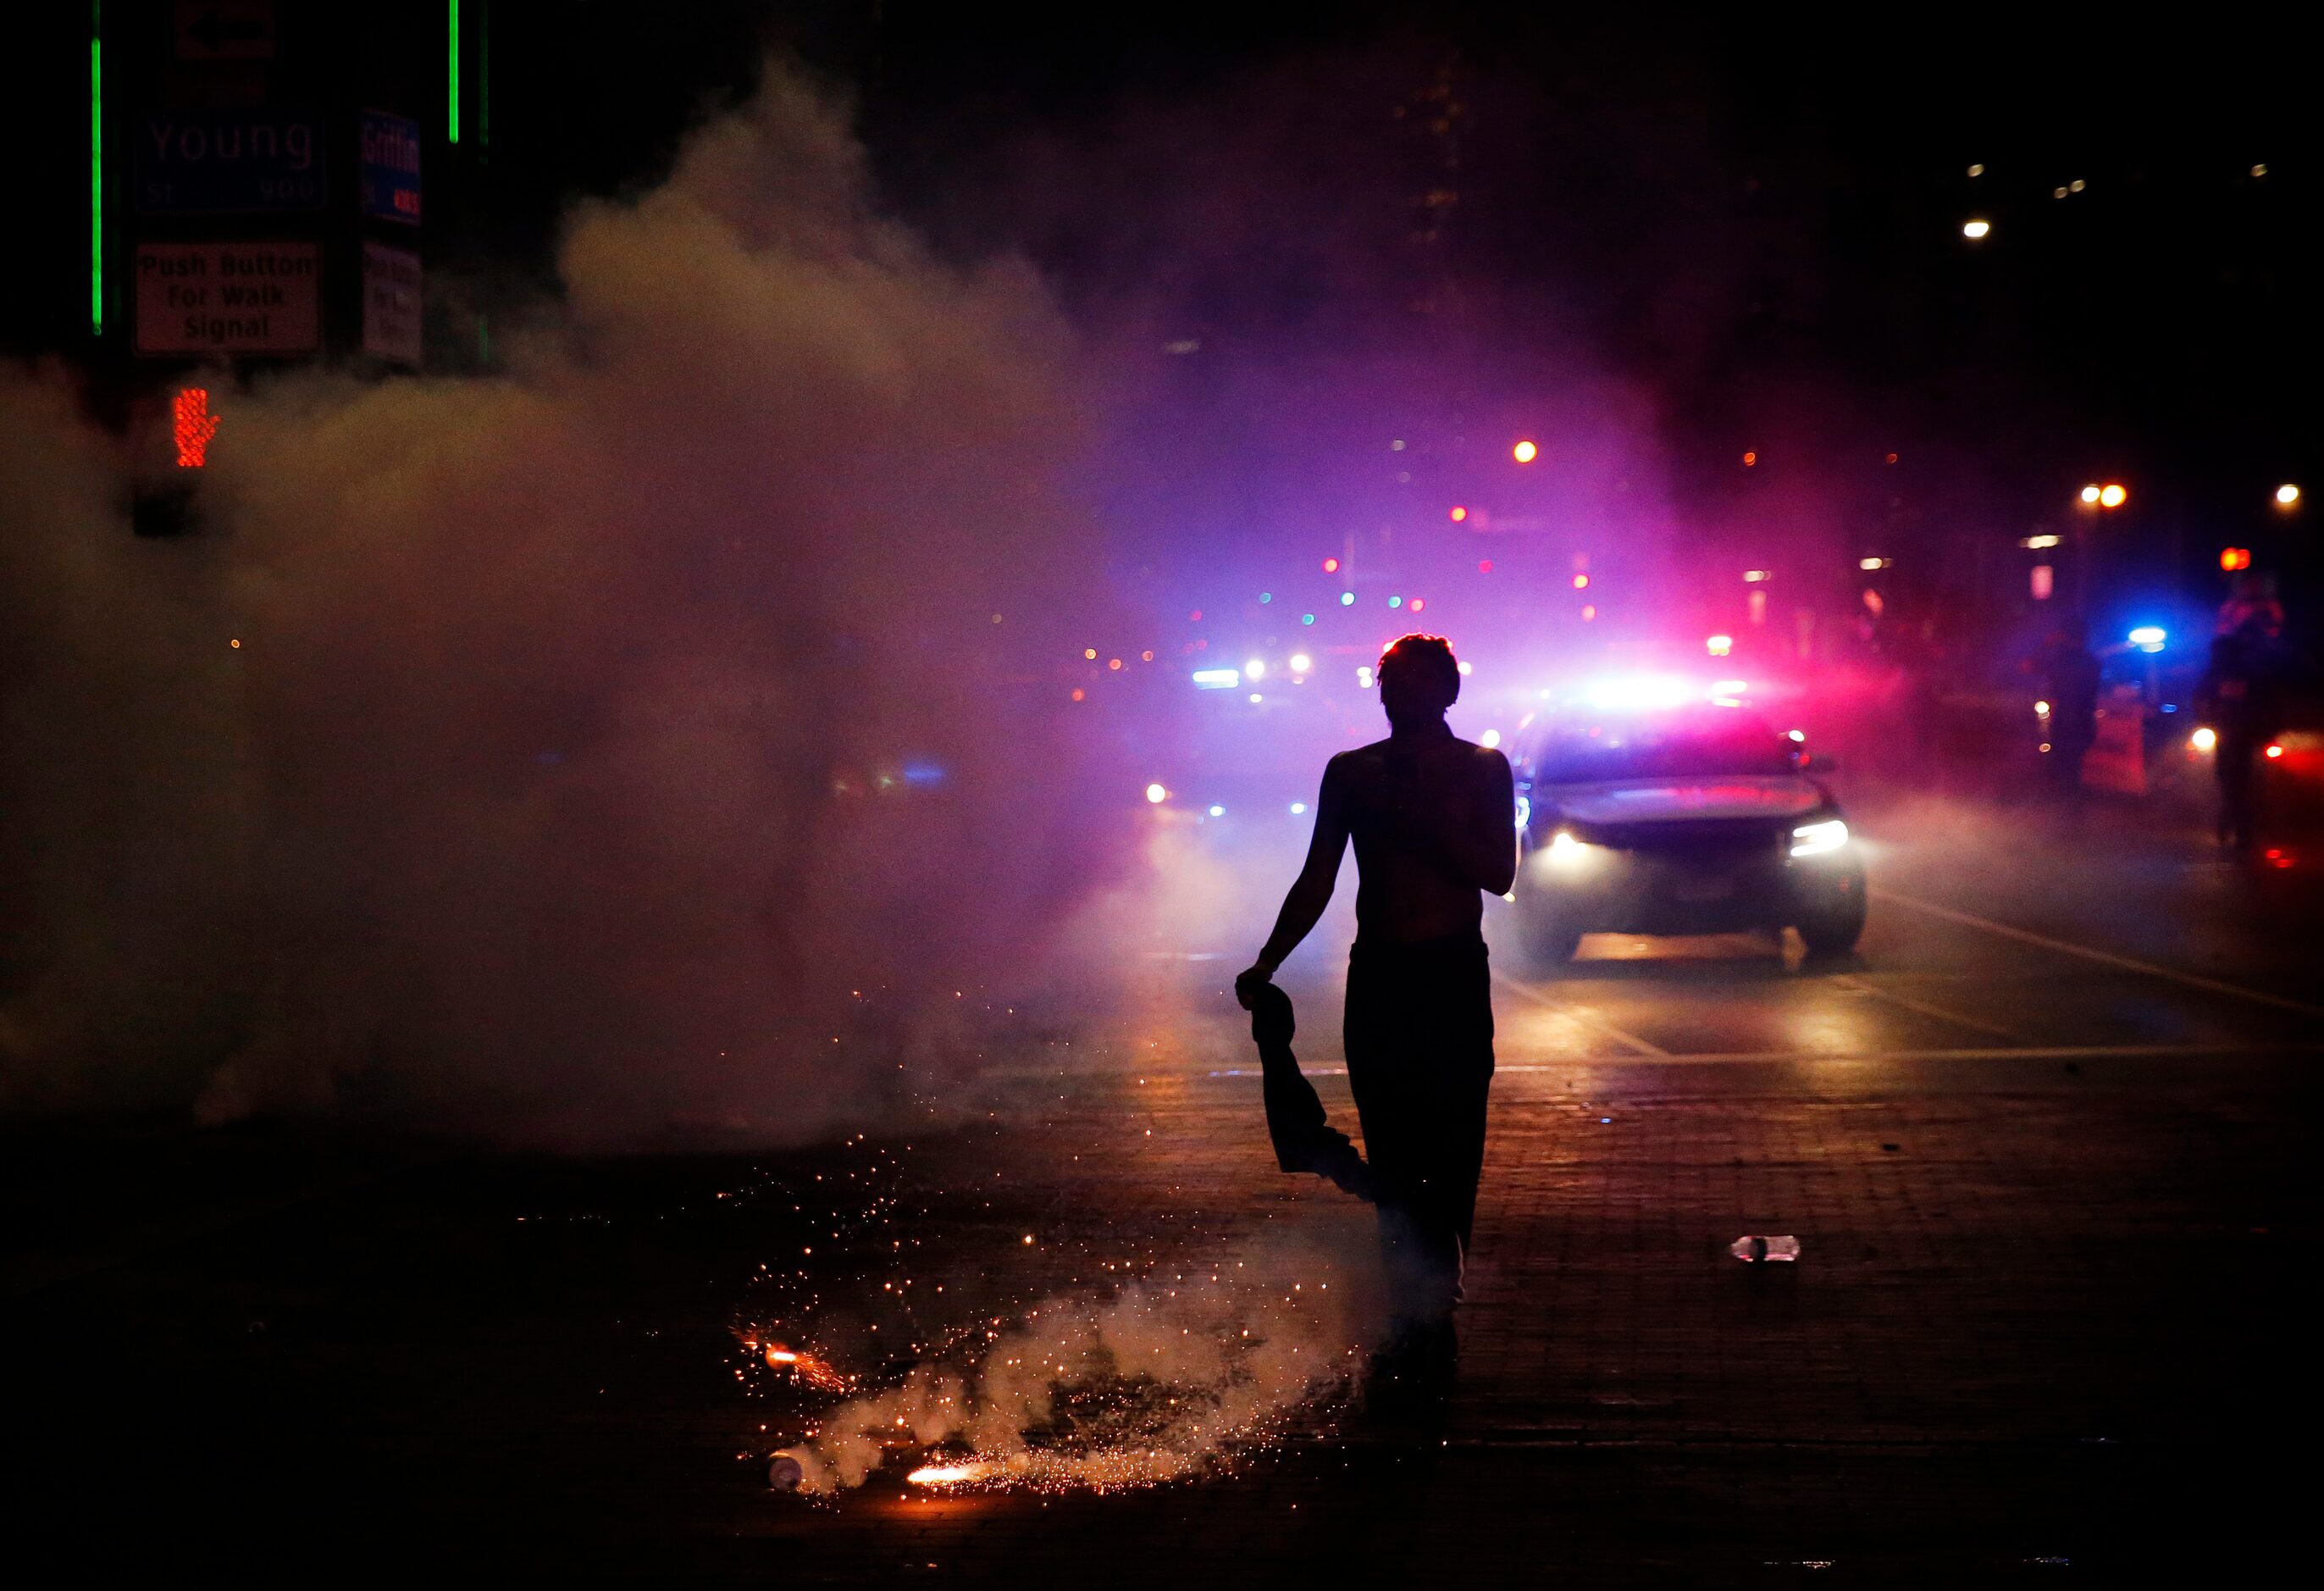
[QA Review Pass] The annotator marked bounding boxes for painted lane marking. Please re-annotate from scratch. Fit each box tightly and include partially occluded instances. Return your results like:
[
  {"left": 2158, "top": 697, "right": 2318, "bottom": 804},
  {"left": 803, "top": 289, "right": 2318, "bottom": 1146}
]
[
  {"left": 1192, "top": 1040, "right": 2324, "bottom": 1076},
  {"left": 1825, "top": 971, "right": 2023, "bottom": 1040},
  {"left": 1489, "top": 970, "right": 1669, "bottom": 1056},
  {"left": 1870, "top": 886, "right": 2324, "bottom": 1020}
]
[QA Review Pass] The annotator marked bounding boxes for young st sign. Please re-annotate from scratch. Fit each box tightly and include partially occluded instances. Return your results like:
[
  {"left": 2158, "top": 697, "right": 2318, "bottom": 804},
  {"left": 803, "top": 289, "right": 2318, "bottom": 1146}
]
[{"left": 136, "top": 110, "right": 324, "bottom": 213}]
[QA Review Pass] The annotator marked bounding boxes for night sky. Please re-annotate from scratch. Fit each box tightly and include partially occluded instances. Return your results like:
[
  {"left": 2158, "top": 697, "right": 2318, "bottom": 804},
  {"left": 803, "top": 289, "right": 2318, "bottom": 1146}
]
[{"left": 9, "top": 3, "right": 2313, "bottom": 613}]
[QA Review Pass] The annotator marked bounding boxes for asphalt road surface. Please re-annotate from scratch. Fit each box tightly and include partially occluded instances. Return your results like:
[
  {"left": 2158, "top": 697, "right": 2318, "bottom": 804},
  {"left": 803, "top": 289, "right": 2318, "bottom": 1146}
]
[{"left": 6, "top": 789, "right": 2320, "bottom": 1584}]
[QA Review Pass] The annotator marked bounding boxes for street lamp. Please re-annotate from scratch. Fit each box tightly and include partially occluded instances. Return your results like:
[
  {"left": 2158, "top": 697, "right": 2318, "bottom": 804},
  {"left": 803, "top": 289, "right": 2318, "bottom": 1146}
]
[
  {"left": 1962, "top": 219, "right": 1991, "bottom": 239},
  {"left": 2277, "top": 484, "right": 2301, "bottom": 508},
  {"left": 2074, "top": 482, "right": 2128, "bottom": 618}
]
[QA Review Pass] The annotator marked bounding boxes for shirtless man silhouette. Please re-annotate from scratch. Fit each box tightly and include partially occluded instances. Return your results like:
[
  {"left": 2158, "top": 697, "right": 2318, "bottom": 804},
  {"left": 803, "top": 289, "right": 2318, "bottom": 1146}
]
[{"left": 1237, "top": 634, "right": 1516, "bottom": 1322}]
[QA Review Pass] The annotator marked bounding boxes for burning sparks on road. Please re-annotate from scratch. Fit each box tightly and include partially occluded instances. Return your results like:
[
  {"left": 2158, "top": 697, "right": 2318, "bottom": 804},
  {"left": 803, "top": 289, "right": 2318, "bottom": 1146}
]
[
  {"left": 906, "top": 1461, "right": 1001, "bottom": 1486},
  {"left": 765, "top": 1237, "right": 1377, "bottom": 1497},
  {"left": 747, "top": 1339, "right": 853, "bottom": 1393}
]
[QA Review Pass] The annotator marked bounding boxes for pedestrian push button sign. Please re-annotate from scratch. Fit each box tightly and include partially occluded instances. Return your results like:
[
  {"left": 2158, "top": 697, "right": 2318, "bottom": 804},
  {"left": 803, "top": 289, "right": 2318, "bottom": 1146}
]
[{"left": 135, "top": 242, "right": 319, "bottom": 356}]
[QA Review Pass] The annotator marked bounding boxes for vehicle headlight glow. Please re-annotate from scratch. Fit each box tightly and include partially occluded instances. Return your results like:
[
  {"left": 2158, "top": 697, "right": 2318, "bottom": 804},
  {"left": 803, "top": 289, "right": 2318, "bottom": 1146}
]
[
  {"left": 1544, "top": 830, "right": 1597, "bottom": 868},
  {"left": 1790, "top": 818, "right": 1849, "bottom": 857},
  {"left": 1244, "top": 658, "right": 1266, "bottom": 679},
  {"left": 1145, "top": 783, "right": 1168, "bottom": 805},
  {"left": 2190, "top": 727, "right": 2217, "bottom": 754},
  {"left": 1191, "top": 668, "right": 1241, "bottom": 690}
]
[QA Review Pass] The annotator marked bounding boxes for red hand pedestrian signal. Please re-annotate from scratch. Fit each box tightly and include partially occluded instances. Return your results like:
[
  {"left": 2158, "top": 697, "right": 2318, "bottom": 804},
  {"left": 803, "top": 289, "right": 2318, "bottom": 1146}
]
[{"left": 174, "top": 388, "right": 220, "bottom": 468}]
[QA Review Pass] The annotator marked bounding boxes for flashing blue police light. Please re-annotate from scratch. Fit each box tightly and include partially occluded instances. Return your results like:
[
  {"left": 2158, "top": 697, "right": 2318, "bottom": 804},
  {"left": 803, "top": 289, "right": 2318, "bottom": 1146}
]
[{"left": 2128, "top": 625, "right": 2166, "bottom": 653}]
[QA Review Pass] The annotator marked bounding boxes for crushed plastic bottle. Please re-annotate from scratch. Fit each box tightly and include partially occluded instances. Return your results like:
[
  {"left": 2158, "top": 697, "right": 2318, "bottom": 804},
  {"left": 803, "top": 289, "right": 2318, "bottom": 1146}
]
[{"left": 1729, "top": 1235, "right": 1801, "bottom": 1262}]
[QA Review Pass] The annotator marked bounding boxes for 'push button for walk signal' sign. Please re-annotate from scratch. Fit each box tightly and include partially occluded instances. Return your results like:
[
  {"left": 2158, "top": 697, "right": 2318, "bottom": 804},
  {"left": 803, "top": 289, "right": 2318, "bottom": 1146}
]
[{"left": 135, "top": 241, "right": 319, "bottom": 356}]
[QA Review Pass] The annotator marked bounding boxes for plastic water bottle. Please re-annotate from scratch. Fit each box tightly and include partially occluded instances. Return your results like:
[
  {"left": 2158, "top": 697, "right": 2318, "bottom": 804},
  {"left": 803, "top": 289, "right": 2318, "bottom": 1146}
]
[{"left": 1729, "top": 1235, "right": 1801, "bottom": 1262}]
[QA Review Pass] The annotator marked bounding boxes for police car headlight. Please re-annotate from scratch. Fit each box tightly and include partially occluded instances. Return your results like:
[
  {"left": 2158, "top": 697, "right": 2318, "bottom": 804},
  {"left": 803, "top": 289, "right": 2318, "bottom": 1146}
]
[
  {"left": 1539, "top": 829, "right": 1604, "bottom": 871},
  {"left": 1790, "top": 818, "right": 1850, "bottom": 857}
]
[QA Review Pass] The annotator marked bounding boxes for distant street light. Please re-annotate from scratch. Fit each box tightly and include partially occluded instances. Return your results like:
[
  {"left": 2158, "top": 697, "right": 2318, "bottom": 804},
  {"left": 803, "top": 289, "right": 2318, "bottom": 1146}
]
[
  {"left": 2277, "top": 484, "right": 2301, "bottom": 507},
  {"left": 1513, "top": 440, "right": 1539, "bottom": 463},
  {"left": 2072, "top": 484, "right": 2128, "bottom": 618},
  {"left": 1962, "top": 219, "right": 1991, "bottom": 239}
]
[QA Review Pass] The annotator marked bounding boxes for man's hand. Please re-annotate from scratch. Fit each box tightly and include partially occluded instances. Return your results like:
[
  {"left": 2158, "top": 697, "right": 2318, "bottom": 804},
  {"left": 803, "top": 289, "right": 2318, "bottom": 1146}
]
[{"left": 1234, "top": 962, "right": 1275, "bottom": 1011}]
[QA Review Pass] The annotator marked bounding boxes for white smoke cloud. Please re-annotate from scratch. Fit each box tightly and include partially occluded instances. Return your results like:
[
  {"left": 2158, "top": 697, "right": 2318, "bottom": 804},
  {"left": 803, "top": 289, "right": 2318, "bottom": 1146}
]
[
  {"left": 0, "top": 69, "right": 1139, "bottom": 1144},
  {"left": 777, "top": 1231, "right": 1382, "bottom": 1494}
]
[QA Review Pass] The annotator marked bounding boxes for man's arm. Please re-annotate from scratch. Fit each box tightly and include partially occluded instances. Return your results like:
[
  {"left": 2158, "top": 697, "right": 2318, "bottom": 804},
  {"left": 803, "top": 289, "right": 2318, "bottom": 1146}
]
[
  {"left": 1236, "top": 758, "right": 1353, "bottom": 1006},
  {"left": 1467, "top": 749, "right": 1519, "bottom": 895}
]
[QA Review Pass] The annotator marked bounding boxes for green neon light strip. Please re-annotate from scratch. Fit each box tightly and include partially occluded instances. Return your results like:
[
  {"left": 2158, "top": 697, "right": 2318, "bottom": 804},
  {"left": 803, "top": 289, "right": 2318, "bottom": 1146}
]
[
  {"left": 449, "top": 0, "right": 460, "bottom": 143},
  {"left": 90, "top": 31, "right": 102, "bottom": 334}
]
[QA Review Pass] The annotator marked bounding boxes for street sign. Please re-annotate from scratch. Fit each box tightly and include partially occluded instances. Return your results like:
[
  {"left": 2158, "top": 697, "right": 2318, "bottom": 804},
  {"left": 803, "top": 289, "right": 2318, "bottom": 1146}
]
[
  {"left": 135, "top": 242, "right": 318, "bottom": 356},
  {"left": 362, "top": 243, "right": 423, "bottom": 365},
  {"left": 136, "top": 109, "right": 323, "bottom": 213},
  {"left": 359, "top": 110, "right": 423, "bottom": 225},
  {"left": 174, "top": 1, "right": 277, "bottom": 61}
]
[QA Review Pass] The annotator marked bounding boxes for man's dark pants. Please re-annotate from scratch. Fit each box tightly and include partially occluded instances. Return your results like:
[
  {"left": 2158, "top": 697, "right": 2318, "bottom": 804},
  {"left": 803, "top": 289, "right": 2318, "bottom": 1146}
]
[{"left": 1344, "top": 933, "right": 1494, "bottom": 1320}]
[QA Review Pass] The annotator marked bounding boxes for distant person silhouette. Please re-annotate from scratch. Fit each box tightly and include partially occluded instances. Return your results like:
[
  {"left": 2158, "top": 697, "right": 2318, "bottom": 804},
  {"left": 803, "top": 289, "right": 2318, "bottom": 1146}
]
[
  {"left": 2196, "top": 618, "right": 2284, "bottom": 851},
  {"left": 1237, "top": 634, "right": 1515, "bottom": 1326},
  {"left": 2036, "top": 623, "right": 2102, "bottom": 795}
]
